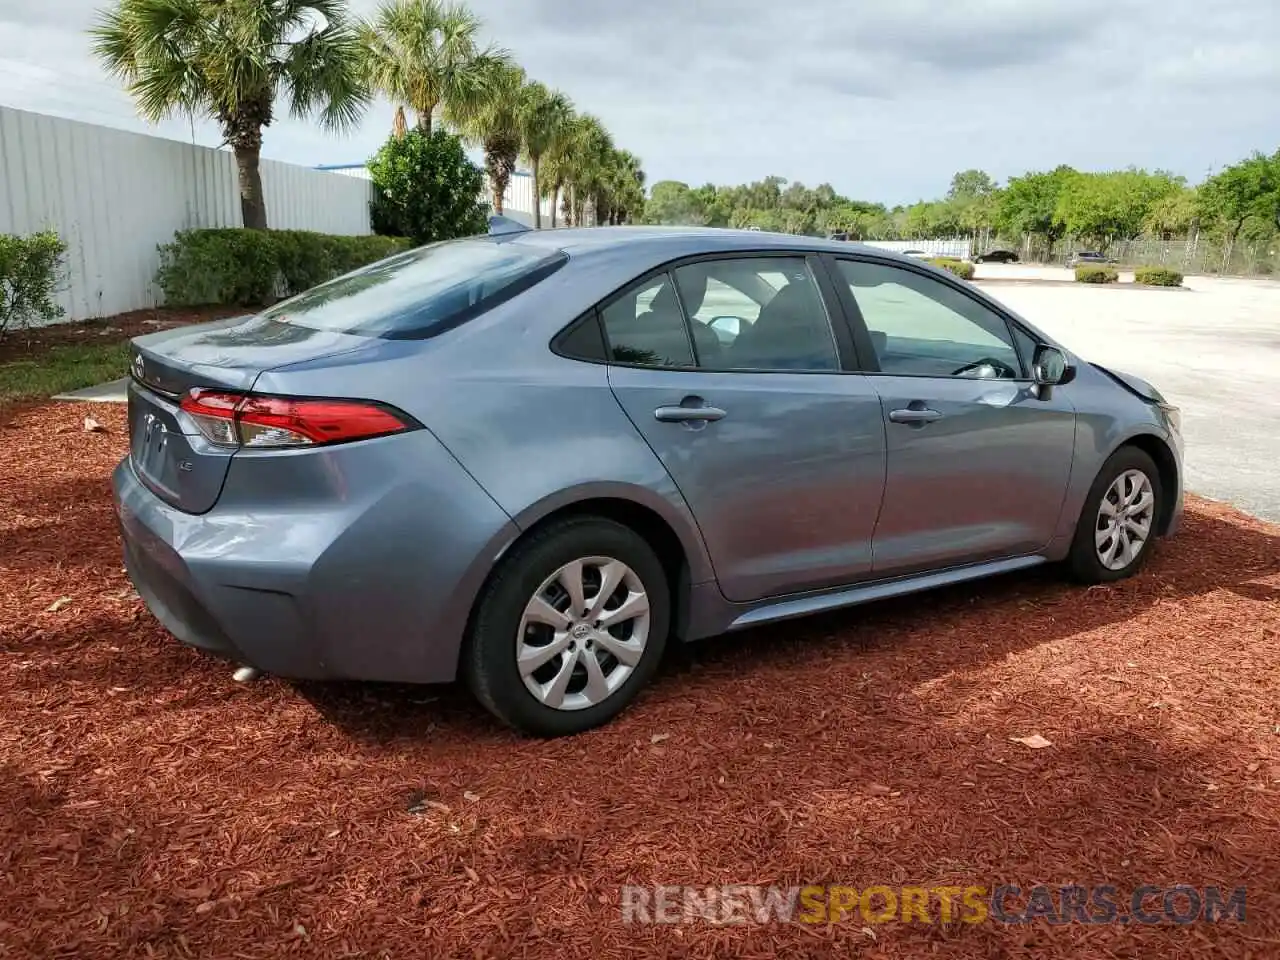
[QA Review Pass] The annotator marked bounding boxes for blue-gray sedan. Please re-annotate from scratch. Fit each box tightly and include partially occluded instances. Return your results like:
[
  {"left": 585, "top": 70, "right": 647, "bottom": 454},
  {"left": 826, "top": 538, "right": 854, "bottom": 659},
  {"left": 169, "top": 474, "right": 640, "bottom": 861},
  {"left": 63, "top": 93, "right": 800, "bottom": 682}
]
[{"left": 113, "top": 227, "right": 1184, "bottom": 736}]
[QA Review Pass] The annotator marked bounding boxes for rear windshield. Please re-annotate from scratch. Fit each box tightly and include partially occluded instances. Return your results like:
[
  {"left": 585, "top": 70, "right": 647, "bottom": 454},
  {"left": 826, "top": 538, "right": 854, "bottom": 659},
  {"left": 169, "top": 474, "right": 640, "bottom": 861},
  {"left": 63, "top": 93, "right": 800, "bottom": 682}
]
[{"left": 259, "top": 237, "right": 567, "bottom": 339}]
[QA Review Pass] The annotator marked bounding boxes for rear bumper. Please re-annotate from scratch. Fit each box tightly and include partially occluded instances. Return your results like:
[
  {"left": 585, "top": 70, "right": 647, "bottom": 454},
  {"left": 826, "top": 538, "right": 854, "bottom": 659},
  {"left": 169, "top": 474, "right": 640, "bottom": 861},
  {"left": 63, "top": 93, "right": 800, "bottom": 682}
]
[{"left": 111, "top": 430, "right": 519, "bottom": 683}]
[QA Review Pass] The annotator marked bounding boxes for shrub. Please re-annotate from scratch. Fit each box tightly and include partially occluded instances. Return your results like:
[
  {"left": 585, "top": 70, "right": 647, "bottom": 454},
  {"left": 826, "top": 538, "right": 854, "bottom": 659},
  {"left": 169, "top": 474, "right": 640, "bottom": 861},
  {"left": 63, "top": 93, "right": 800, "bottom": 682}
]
[
  {"left": 0, "top": 230, "right": 67, "bottom": 338},
  {"left": 1133, "top": 266, "right": 1183, "bottom": 287},
  {"left": 927, "top": 257, "right": 976, "bottom": 281},
  {"left": 156, "top": 229, "right": 409, "bottom": 307},
  {"left": 1075, "top": 265, "right": 1119, "bottom": 284},
  {"left": 368, "top": 128, "right": 489, "bottom": 244}
]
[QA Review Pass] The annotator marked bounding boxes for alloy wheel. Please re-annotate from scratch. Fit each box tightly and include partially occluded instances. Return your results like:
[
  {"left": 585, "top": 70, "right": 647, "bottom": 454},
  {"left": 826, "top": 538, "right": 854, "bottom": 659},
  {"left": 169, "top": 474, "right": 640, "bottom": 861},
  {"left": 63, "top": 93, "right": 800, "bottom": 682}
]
[
  {"left": 516, "top": 556, "right": 651, "bottom": 711},
  {"left": 1095, "top": 469, "right": 1155, "bottom": 571}
]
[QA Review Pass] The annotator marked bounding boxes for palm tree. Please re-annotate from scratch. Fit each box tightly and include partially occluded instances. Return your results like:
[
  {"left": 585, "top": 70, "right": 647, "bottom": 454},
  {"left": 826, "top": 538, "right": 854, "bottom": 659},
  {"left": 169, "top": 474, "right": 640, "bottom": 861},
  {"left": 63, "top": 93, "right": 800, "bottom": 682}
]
[
  {"left": 91, "top": 0, "right": 368, "bottom": 230},
  {"left": 447, "top": 62, "right": 525, "bottom": 215},
  {"left": 361, "top": 0, "right": 509, "bottom": 133},
  {"left": 602, "top": 150, "right": 646, "bottom": 225},
  {"left": 515, "top": 82, "right": 572, "bottom": 229},
  {"left": 554, "top": 114, "right": 613, "bottom": 226},
  {"left": 539, "top": 111, "right": 580, "bottom": 229}
]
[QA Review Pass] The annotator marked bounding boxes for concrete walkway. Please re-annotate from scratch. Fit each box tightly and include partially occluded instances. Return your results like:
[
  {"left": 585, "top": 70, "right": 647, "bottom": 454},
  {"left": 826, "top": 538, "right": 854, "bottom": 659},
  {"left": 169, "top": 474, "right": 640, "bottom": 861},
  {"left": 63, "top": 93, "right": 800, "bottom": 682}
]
[{"left": 52, "top": 378, "right": 128, "bottom": 403}]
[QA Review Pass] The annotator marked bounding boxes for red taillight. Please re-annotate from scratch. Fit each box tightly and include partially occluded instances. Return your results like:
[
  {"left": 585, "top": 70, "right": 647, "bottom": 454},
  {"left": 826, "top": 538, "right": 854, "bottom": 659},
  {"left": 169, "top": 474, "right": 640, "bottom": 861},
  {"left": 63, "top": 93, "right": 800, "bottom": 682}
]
[{"left": 179, "top": 389, "right": 411, "bottom": 449}]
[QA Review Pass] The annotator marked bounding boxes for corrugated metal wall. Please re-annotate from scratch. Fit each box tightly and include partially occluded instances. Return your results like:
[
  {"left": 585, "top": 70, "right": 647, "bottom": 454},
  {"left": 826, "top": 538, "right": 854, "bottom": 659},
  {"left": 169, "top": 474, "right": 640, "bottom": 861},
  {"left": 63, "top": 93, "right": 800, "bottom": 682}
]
[
  {"left": 0, "top": 106, "right": 374, "bottom": 322},
  {"left": 494, "top": 171, "right": 558, "bottom": 227}
]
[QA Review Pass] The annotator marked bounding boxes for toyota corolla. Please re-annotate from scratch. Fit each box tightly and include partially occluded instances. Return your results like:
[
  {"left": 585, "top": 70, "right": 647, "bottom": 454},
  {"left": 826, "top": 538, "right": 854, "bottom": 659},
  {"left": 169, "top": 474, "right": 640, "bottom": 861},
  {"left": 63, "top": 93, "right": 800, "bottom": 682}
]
[{"left": 113, "top": 227, "right": 1183, "bottom": 737}]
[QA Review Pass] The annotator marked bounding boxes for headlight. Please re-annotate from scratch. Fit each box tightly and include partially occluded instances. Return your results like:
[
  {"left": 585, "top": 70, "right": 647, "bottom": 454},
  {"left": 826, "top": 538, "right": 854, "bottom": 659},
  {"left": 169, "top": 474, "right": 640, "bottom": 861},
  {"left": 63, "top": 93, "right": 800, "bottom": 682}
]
[{"left": 1158, "top": 402, "right": 1181, "bottom": 434}]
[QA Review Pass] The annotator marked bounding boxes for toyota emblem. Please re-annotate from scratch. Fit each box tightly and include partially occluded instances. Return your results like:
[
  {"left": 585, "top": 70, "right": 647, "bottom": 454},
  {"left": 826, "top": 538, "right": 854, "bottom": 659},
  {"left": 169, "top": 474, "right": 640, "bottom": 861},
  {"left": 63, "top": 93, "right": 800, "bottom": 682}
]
[{"left": 131, "top": 353, "right": 145, "bottom": 381}]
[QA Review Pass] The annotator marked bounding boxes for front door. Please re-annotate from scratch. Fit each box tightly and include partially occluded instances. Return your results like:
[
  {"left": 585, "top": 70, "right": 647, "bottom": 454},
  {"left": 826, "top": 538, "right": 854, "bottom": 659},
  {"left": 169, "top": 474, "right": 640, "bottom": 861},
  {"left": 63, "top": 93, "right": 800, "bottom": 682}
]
[
  {"left": 602, "top": 255, "right": 887, "bottom": 603},
  {"left": 830, "top": 257, "right": 1077, "bottom": 576}
]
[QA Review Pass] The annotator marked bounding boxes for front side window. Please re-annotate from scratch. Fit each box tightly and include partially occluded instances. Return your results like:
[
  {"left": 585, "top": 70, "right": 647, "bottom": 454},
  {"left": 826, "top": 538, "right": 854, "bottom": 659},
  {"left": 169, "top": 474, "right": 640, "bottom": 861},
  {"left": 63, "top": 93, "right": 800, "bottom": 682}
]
[
  {"left": 260, "top": 237, "right": 566, "bottom": 339},
  {"left": 836, "top": 259, "right": 1024, "bottom": 379}
]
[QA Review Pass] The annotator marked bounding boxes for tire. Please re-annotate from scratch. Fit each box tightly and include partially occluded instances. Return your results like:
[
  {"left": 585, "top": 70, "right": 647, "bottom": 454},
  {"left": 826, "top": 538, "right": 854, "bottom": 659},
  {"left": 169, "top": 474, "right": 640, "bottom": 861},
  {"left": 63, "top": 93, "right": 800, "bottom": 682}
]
[
  {"left": 463, "top": 516, "right": 670, "bottom": 737},
  {"left": 1067, "top": 447, "right": 1163, "bottom": 584}
]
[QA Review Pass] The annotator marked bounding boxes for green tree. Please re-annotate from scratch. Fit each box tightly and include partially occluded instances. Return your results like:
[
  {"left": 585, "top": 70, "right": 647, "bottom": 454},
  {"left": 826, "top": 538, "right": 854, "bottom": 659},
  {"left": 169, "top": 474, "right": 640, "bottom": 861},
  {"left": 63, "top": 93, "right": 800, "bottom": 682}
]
[
  {"left": 1143, "top": 188, "right": 1198, "bottom": 238},
  {"left": 947, "top": 169, "right": 996, "bottom": 202},
  {"left": 994, "top": 166, "right": 1076, "bottom": 250},
  {"left": 598, "top": 150, "right": 646, "bottom": 225},
  {"left": 91, "top": 0, "right": 369, "bottom": 230},
  {"left": 367, "top": 128, "right": 488, "bottom": 243},
  {"left": 515, "top": 82, "right": 573, "bottom": 229},
  {"left": 1054, "top": 170, "right": 1183, "bottom": 249},
  {"left": 1197, "top": 152, "right": 1280, "bottom": 247},
  {"left": 448, "top": 62, "right": 525, "bottom": 215},
  {"left": 644, "top": 181, "right": 706, "bottom": 225},
  {"left": 360, "top": 0, "right": 509, "bottom": 133},
  {"left": 556, "top": 115, "right": 614, "bottom": 226}
]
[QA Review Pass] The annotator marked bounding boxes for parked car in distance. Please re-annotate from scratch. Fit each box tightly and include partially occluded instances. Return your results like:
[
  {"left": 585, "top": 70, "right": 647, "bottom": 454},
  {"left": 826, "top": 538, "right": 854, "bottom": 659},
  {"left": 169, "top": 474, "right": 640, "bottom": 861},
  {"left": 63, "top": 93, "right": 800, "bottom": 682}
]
[
  {"left": 1066, "top": 251, "right": 1116, "bottom": 268},
  {"left": 114, "top": 227, "right": 1184, "bottom": 737},
  {"left": 901, "top": 249, "right": 930, "bottom": 259},
  {"left": 975, "top": 249, "right": 1020, "bottom": 263}
]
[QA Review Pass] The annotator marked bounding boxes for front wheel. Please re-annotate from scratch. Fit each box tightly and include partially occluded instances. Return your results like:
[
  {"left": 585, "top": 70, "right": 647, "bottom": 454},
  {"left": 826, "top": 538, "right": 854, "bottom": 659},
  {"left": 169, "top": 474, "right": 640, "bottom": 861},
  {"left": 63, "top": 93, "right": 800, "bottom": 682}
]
[
  {"left": 463, "top": 517, "right": 670, "bottom": 737},
  {"left": 1067, "top": 447, "right": 1163, "bottom": 583}
]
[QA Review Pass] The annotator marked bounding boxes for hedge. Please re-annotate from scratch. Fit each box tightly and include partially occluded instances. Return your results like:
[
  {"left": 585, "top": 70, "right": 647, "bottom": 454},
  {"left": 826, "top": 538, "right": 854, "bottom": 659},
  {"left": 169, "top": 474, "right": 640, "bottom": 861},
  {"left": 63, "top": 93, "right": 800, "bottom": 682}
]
[
  {"left": 1133, "top": 265, "right": 1183, "bottom": 287},
  {"left": 927, "top": 257, "right": 976, "bottom": 281},
  {"left": 1075, "top": 265, "right": 1119, "bottom": 284},
  {"left": 0, "top": 230, "right": 67, "bottom": 338},
  {"left": 155, "top": 229, "right": 411, "bottom": 308}
]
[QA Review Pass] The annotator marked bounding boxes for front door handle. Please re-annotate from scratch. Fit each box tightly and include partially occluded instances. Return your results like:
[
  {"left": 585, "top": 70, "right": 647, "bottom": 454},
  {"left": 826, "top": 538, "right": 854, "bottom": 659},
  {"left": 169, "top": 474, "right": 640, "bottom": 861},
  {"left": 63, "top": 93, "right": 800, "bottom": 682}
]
[
  {"left": 888, "top": 407, "right": 943, "bottom": 424},
  {"left": 654, "top": 398, "right": 726, "bottom": 423}
]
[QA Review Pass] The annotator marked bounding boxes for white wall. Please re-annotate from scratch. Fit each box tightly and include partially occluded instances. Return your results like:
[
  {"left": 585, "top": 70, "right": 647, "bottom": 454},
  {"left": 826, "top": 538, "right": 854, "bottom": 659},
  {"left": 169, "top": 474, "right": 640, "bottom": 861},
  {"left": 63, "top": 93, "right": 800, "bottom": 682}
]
[
  {"left": 0, "top": 105, "right": 375, "bottom": 322},
  {"left": 494, "top": 170, "right": 557, "bottom": 227}
]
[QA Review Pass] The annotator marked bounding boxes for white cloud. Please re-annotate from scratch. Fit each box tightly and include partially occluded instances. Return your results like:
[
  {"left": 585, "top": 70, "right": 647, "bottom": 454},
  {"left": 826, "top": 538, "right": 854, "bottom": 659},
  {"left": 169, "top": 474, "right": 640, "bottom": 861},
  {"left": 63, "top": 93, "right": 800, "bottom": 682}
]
[{"left": 1, "top": 0, "right": 1277, "bottom": 204}]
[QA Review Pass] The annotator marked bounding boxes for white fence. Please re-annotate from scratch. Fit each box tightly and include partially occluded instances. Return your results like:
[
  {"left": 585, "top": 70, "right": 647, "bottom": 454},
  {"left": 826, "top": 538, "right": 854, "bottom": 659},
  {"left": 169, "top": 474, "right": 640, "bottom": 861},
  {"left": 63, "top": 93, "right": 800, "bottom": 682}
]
[
  {"left": 494, "top": 171, "right": 557, "bottom": 227},
  {"left": 0, "top": 106, "right": 375, "bottom": 322},
  {"left": 862, "top": 238, "right": 972, "bottom": 259}
]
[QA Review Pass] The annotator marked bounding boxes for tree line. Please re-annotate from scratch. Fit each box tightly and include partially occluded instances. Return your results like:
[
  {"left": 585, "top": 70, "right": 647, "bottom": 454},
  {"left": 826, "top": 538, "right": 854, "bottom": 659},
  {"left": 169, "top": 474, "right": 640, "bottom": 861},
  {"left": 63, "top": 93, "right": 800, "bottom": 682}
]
[
  {"left": 646, "top": 151, "right": 1280, "bottom": 269},
  {"left": 90, "top": 0, "right": 645, "bottom": 231}
]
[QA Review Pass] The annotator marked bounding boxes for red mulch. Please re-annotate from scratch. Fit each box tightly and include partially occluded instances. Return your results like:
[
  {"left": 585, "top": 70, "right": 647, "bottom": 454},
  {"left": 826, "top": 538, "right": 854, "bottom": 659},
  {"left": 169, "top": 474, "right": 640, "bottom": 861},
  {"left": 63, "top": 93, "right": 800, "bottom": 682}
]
[
  {"left": 0, "top": 307, "right": 246, "bottom": 366},
  {"left": 2, "top": 402, "right": 1279, "bottom": 959}
]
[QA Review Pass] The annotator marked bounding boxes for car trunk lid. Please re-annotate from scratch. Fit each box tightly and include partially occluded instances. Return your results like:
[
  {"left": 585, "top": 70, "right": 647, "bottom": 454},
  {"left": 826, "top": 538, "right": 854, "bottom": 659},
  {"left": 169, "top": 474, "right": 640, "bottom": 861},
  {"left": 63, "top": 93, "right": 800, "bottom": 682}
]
[{"left": 127, "top": 315, "right": 376, "bottom": 513}]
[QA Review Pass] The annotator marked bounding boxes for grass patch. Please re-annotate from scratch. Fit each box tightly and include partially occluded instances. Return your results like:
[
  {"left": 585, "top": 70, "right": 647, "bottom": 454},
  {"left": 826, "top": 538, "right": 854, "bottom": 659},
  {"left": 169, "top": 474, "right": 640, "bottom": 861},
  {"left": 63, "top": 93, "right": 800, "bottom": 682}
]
[{"left": 0, "top": 341, "right": 130, "bottom": 406}]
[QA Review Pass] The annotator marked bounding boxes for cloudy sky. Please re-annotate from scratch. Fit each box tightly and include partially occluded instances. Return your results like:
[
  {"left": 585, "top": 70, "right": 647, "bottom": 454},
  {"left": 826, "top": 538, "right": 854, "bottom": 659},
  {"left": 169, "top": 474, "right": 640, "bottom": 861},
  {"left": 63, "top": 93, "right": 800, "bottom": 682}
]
[{"left": 1, "top": 0, "right": 1277, "bottom": 204}]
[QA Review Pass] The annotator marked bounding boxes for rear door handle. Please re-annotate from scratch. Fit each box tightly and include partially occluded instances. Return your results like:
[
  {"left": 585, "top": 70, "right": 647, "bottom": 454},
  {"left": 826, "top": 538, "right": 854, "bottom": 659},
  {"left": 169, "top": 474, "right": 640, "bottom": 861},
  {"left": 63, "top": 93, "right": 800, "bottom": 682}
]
[
  {"left": 888, "top": 407, "right": 943, "bottom": 424},
  {"left": 654, "top": 398, "right": 726, "bottom": 423}
]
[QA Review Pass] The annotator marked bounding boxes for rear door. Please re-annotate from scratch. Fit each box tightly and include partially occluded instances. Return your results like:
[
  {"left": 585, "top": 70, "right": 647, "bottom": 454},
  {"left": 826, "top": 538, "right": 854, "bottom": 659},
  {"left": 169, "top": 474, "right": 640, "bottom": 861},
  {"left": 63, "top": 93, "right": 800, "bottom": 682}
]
[
  {"left": 827, "top": 256, "right": 1077, "bottom": 577},
  {"left": 602, "top": 254, "right": 887, "bottom": 603}
]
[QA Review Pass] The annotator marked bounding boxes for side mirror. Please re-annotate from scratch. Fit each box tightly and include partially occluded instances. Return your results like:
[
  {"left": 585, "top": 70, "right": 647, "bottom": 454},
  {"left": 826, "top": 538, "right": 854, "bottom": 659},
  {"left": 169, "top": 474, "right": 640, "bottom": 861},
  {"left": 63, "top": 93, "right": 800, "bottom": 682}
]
[
  {"left": 1032, "top": 345, "right": 1075, "bottom": 386},
  {"left": 709, "top": 316, "right": 741, "bottom": 339}
]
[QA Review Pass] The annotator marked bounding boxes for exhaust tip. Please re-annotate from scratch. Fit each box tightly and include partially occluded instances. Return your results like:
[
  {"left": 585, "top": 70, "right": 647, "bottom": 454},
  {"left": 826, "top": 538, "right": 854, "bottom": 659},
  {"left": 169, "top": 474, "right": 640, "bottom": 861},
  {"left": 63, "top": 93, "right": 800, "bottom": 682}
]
[{"left": 232, "top": 665, "right": 262, "bottom": 683}]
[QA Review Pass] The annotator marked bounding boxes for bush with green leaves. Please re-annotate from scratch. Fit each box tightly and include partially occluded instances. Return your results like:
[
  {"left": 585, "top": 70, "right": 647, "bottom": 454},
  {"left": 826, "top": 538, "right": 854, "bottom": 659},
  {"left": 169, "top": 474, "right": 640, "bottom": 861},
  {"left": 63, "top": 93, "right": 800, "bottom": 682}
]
[
  {"left": 156, "top": 229, "right": 409, "bottom": 307},
  {"left": 927, "top": 257, "right": 976, "bottom": 281},
  {"left": 1075, "top": 265, "right": 1119, "bottom": 284},
  {"left": 368, "top": 129, "right": 490, "bottom": 245},
  {"left": 1133, "top": 266, "right": 1183, "bottom": 287},
  {"left": 0, "top": 231, "right": 67, "bottom": 338}
]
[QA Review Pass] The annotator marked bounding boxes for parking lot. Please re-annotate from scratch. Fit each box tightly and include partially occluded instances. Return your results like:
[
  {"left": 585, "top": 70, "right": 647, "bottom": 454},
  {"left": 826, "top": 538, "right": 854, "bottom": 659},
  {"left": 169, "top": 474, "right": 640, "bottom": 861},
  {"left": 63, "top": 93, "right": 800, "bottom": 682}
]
[{"left": 975, "top": 266, "right": 1280, "bottom": 522}]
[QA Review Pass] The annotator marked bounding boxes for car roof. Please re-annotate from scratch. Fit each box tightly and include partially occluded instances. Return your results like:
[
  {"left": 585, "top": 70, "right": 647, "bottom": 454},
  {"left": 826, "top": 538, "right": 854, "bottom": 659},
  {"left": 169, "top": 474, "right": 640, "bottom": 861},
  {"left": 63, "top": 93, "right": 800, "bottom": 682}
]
[{"left": 500, "top": 225, "right": 920, "bottom": 264}]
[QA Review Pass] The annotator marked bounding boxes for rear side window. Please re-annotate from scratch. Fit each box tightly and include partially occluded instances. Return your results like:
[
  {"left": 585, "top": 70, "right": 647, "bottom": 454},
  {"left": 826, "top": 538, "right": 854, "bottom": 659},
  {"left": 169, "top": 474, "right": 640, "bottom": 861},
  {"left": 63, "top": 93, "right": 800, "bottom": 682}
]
[
  {"left": 600, "top": 274, "right": 696, "bottom": 367},
  {"left": 260, "top": 238, "right": 567, "bottom": 339}
]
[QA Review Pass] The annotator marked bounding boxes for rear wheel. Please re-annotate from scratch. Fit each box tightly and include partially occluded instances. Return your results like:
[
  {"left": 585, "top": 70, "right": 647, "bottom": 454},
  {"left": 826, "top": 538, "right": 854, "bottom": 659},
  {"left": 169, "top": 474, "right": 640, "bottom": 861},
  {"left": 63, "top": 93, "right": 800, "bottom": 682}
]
[
  {"left": 463, "top": 517, "right": 670, "bottom": 737},
  {"left": 1068, "top": 447, "right": 1162, "bottom": 583}
]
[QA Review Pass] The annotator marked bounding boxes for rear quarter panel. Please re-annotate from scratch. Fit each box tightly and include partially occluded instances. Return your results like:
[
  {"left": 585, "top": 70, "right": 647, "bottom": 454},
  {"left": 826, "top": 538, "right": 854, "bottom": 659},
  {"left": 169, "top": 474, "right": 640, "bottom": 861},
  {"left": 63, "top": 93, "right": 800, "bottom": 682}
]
[{"left": 251, "top": 293, "right": 718, "bottom": 589}]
